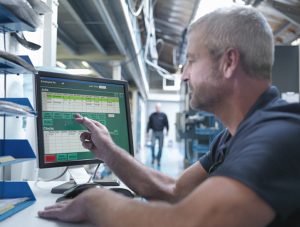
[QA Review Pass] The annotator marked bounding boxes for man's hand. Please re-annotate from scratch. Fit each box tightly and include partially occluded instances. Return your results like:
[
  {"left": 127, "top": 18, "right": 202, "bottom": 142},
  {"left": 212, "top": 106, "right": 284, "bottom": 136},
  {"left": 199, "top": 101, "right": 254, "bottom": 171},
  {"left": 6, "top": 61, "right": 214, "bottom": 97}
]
[
  {"left": 38, "top": 197, "right": 87, "bottom": 222},
  {"left": 74, "top": 114, "right": 115, "bottom": 161}
]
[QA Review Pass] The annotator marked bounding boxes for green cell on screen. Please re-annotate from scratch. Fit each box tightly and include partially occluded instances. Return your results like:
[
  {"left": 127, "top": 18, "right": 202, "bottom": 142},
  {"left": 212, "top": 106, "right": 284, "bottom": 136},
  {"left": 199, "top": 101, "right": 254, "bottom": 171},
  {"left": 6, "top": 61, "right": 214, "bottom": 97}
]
[
  {"left": 68, "top": 153, "right": 78, "bottom": 160},
  {"left": 57, "top": 154, "right": 68, "bottom": 161},
  {"left": 97, "top": 114, "right": 106, "bottom": 121},
  {"left": 43, "top": 112, "right": 53, "bottom": 118},
  {"left": 43, "top": 119, "right": 53, "bottom": 127},
  {"left": 53, "top": 112, "right": 64, "bottom": 119},
  {"left": 100, "top": 120, "right": 106, "bottom": 125},
  {"left": 77, "top": 152, "right": 94, "bottom": 160},
  {"left": 63, "top": 113, "right": 73, "bottom": 119}
]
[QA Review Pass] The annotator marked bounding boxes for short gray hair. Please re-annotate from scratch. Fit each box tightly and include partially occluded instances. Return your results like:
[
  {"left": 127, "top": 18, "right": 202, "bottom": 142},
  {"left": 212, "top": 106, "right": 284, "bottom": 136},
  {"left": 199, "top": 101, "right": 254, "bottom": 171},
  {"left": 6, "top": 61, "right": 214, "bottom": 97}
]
[{"left": 188, "top": 6, "right": 274, "bottom": 80}]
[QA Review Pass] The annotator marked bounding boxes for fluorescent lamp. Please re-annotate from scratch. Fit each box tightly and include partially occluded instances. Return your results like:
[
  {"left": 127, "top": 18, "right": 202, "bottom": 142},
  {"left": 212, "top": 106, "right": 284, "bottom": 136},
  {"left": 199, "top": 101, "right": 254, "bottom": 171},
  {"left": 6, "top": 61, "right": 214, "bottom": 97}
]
[
  {"left": 56, "top": 61, "right": 66, "bottom": 69},
  {"left": 66, "top": 69, "right": 94, "bottom": 75},
  {"left": 291, "top": 38, "right": 300, "bottom": 46},
  {"left": 81, "top": 61, "right": 90, "bottom": 68}
]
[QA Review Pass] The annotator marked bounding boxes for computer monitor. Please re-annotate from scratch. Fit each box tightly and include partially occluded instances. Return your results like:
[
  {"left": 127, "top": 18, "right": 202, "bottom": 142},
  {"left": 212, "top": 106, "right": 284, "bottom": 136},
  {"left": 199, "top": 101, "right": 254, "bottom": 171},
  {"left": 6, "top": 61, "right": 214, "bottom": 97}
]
[{"left": 35, "top": 70, "right": 134, "bottom": 171}]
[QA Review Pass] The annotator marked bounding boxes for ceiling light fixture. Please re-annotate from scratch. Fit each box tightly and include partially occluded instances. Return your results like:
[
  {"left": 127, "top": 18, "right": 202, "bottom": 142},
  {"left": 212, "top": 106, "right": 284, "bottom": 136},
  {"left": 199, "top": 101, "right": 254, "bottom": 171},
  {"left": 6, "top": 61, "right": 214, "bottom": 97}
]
[
  {"left": 291, "top": 38, "right": 300, "bottom": 46},
  {"left": 56, "top": 61, "right": 66, "bottom": 69},
  {"left": 81, "top": 61, "right": 90, "bottom": 68},
  {"left": 66, "top": 69, "right": 93, "bottom": 75}
]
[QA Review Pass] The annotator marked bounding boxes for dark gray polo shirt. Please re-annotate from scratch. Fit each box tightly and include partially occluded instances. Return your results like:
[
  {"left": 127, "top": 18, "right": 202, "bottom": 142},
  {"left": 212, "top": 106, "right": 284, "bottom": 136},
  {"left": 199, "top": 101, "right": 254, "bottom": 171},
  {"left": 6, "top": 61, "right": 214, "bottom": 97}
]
[{"left": 199, "top": 86, "right": 300, "bottom": 226}]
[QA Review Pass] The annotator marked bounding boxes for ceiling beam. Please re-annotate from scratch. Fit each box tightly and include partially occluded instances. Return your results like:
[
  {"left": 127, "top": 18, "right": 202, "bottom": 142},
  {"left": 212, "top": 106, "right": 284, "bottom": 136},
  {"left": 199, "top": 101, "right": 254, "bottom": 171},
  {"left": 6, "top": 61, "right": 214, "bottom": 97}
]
[
  {"left": 284, "top": 30, "right": 300, "bottom": 44},
  {"left": 158, "top": 61, "right": 176, "bottom": 72},
  {"left": 57, "top": 51, "right": 125, "bottom": 63},
  {"left": 60, "top": 0, "right": 107, "bottom": 54},
  {"left": 270, "top": 0, "right": 300, "bottom": 27},
  {"left": 57, "top": 28, "right": 79, "bottom": 54},
  {"left": 93, "top": 0, "right": 127, "bottom": 55},
  {"left": 273, "top": 21, "right": 290, "bottom": 36},
  {"left": 93, "top": 0, "right": 149, "bottom": 98},
  {"left": 156, "top": 33, "right": 181, "bottom": 45},
  {"left": 155, "top": 19, "right": 186, "bottom": 32}
]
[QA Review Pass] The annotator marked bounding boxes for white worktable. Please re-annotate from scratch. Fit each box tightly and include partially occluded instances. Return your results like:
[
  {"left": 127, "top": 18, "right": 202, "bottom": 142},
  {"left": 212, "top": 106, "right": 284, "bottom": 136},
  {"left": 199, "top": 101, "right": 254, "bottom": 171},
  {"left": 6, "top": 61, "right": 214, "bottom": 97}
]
[{"left": 2, "top": 181, "right": 94, "bottom": 227}]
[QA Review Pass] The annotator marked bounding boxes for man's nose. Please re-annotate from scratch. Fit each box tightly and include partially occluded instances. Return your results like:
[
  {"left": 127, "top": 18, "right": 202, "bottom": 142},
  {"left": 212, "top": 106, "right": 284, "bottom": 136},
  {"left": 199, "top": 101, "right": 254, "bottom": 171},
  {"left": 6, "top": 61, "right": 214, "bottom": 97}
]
[{"left": 181, "top": 66, "right": 189, "bottom": 82}]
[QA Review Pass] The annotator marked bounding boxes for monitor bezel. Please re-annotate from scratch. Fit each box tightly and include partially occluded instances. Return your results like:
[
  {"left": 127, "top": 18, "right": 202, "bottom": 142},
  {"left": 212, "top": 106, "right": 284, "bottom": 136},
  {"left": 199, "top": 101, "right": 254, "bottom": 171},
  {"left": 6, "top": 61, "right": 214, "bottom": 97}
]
[{"left": 35, "top": 70, "right": 134, "bottom": 168}]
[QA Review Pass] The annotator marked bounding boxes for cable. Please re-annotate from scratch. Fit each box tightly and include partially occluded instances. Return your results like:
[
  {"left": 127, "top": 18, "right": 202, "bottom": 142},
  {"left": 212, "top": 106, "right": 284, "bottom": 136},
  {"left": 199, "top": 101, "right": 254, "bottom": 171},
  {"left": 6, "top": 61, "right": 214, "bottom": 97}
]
[
  {"left": 3, "top": 31, "right": 6, "bottom": 52},
  {"left": 156, "top": 38, "right": 164, "bottom": 57},
  {"left": 142, "top": 0, "right": 177, "bottom": 80},
  {"left": 37, "top": 167, "right": 68, "bottom": 182},
  {"left": 144, "top": 31, "right": 175, "bottom": 80},
  {"left": 88, "top": 163, "right": 101, "bottom": 183},
  {"left": 127, "top": 0, "right": 144, "bottom": 17}
]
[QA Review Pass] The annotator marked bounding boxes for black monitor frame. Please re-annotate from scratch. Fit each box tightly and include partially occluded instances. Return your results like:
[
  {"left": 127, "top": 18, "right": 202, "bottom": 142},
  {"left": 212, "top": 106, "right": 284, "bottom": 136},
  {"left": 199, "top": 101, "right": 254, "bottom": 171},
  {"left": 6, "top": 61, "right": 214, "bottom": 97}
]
[{"left": 35, "top": 70, "right": 134, "bottom": 168}]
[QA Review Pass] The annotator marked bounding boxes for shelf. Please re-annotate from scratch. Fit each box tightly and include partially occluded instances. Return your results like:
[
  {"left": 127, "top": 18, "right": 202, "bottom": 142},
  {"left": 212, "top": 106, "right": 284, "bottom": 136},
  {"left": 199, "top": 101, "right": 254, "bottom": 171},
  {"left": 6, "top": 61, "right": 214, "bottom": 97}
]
[
  {"left": 192, "top": 141, "right": 209, "bottom": 154},
  {"left": 195, "top": 127, "right": 218, "bottom": 136},
  {"left": 0, "top": 181, "right": 36, "bottom": 221},
  {"left": 0, "top": 98, "right": 37, "bottom": 116},
  {"left": 0, "top": 55, "right": 35, "bottom": 74},
  {"left": 0, "top": 5, "right": 35, "bottom": 33},
  {"left": 0, "top": 9, "right": 37, "bottom": 222},
  {"left": 0, "top": 139, "right": 36, "bottom": 167}
]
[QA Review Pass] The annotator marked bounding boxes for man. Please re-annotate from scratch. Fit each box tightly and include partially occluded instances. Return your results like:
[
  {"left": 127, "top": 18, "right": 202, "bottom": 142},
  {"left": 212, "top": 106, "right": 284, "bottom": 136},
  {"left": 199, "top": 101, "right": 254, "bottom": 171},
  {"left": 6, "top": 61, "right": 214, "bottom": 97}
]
[
  {"left": 147, "top": 102, "right": 169, "bottom": 166},
  {"left": 38, "top": 6, "right": 300, "bottom": 226}
]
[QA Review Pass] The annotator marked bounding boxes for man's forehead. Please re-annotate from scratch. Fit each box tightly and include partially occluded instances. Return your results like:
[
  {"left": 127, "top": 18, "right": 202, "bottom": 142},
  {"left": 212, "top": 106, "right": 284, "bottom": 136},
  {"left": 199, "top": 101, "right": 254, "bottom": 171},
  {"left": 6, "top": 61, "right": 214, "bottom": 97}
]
[
  {"left": 186, "top": 39, "right": 205, "bottom": 59},
  {"left": 187, "top": 31, "right": 203, "bottom": 51}
]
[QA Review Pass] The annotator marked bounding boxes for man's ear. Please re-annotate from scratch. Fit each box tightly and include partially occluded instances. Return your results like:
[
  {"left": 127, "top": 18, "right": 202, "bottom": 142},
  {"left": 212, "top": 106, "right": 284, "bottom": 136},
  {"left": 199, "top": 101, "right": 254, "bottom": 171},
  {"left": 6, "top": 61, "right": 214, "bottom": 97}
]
[{"left": 221, "top": 48, "right": 240, "bottom": 79}]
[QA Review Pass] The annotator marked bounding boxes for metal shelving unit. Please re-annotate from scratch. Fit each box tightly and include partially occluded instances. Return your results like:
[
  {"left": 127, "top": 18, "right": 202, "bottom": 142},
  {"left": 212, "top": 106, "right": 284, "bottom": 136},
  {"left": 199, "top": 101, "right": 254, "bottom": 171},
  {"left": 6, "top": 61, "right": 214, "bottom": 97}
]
[{"left": 0, "top": 5, "right": 36, "bottom": 221}]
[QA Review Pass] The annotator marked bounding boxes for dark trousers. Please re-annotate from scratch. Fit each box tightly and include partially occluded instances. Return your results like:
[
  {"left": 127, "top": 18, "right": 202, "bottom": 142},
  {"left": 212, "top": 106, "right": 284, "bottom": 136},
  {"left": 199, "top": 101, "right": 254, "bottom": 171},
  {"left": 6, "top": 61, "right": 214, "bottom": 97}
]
[{"left": 151, "top": 131, "right": 164, "bottom": 162}]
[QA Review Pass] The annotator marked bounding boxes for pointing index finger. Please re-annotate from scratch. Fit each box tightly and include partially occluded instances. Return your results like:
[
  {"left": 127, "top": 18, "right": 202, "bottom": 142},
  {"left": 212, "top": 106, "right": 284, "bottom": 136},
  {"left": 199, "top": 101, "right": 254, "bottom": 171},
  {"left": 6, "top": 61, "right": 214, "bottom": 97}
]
[{"left": 75, "top": 116, "right": 98, "bottom": 133}]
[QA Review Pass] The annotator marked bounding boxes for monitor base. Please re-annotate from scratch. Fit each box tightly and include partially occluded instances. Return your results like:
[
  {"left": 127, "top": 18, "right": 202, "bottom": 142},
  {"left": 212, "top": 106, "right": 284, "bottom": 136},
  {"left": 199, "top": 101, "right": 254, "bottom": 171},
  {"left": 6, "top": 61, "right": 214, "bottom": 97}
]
[
  {"left": 51, "top": 179, "right": 120, "bottom": 194},
  {"left": 51, "top": 180, "right": 77, "bottom": 194},
  {"left": 92, "top": 179, "right": 120, "bottom": 186}
]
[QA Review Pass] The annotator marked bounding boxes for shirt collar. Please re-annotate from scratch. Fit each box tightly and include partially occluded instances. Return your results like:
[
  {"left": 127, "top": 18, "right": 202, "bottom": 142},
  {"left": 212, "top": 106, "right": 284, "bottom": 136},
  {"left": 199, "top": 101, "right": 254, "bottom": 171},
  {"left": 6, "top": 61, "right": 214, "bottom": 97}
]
[
  {"left": 243, "top": 86, "right": 280, "bottom": 120},
  {"left": 219, "top": 86, "right": 280, "bottom": 157}
]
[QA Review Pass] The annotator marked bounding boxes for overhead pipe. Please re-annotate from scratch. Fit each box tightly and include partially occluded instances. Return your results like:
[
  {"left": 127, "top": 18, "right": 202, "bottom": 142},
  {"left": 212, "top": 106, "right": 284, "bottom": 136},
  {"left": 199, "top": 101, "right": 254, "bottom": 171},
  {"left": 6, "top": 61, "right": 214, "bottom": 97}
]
[
  {"left": 143, "top": 0, "right": 177, "bottom": 80},
  {"left": 127, "top": 0, "right": 145, "bottom": 17}
]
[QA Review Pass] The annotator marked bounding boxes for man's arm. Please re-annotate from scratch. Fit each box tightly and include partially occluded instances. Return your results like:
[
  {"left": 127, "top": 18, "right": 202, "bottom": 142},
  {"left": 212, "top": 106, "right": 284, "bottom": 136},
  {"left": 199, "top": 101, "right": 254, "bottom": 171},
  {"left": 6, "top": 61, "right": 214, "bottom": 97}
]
[
  {"left": 146, "top": 114, "right": 152, "bottom": 133},
  {"left": 75, "top": 115, "right": 206, "bottom": 202},
  {"left": 39, "top": 176, "right": 275, "bottom": 227},
  {"left": 165, "top": 113, "right": 169, "bottom": 133},
  {"left": 105, "top": 146, "right": 207, "bottom": 202}
]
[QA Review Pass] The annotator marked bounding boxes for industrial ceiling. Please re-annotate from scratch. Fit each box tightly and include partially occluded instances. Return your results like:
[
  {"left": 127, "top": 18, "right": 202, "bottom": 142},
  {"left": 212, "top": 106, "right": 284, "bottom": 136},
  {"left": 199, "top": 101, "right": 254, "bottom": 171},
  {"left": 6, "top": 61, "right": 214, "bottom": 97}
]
[{"left": 56, "top": 0, "right": 300, "bottom": 98}]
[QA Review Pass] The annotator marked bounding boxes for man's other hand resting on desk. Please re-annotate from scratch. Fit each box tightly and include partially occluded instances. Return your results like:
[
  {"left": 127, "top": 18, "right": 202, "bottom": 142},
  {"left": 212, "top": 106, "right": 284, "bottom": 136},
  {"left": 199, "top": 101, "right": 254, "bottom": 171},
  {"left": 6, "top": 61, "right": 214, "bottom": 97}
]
[{"left": 38, "top": 187, "right": 135, "bottom": 223}]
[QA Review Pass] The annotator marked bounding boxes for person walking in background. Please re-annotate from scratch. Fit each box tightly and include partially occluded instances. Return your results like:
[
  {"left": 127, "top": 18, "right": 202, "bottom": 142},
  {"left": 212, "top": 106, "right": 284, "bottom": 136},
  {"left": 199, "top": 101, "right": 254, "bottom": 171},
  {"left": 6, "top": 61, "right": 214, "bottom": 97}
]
[{"left": 147, "top": 103, "right": 169, "bottom": 166}]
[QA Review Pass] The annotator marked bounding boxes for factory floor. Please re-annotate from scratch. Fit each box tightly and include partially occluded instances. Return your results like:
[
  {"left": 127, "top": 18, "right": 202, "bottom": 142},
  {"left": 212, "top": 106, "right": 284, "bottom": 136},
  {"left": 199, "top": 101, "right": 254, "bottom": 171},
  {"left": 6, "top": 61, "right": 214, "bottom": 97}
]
[{"left": 136, "top": 142, "right": 185, "bottom": 178}]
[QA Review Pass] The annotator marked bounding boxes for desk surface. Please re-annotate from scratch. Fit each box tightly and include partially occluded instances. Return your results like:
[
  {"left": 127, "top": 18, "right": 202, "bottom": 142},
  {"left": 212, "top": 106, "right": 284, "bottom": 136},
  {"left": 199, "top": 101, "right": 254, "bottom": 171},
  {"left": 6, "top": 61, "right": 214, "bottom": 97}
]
[{"left": 2, "top": 181, "right": 94, "bottom": 227}]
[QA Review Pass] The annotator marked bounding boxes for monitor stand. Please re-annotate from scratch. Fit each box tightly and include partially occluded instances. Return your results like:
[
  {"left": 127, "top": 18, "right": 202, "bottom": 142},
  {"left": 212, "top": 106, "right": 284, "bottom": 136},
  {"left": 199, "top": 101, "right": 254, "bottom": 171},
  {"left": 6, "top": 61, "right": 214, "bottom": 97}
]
[
  {"left": 92, "top": 178, "right": 120, "bottom": 186},
  {"left": 51, "top": 167, "right": 91, "bottom": 194},
  {"left": 92, "top": 164, "right": 120, "bottom": 186},
  {"left": 51, "top": 166, "right": 120, "bottom": 194},
  {"left": 51, "top": 180, "right": 77, "bottom": 194}
]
